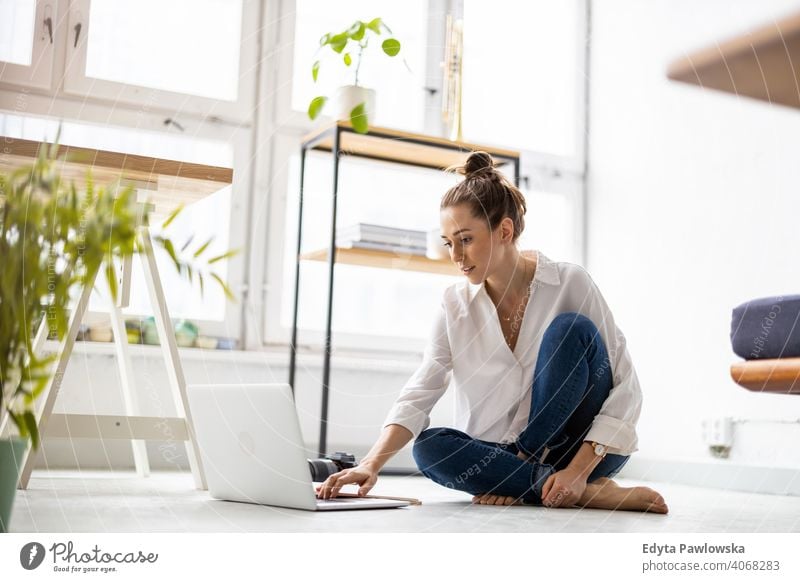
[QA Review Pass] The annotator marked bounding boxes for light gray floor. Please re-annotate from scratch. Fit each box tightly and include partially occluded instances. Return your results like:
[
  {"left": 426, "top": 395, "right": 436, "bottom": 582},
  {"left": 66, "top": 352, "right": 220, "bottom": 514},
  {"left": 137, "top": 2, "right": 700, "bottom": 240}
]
[{"left": 9, "top": 470, "right": 800, "bottom": 533}]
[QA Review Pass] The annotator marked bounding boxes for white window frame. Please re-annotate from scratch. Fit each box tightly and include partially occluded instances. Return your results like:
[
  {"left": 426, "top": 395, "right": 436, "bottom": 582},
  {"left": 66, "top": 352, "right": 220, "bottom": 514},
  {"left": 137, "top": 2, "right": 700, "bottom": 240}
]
[
  {"left": 0, "top": 0, "right": 59, "bottom": 89},
  {"left": 0, "top": 0, "right": 259, "bottom": 342},
  {"left": 258, "top": 0, "right": 589, "bottom": 354},
  {"left": 60, "top": 0, "right": 260, "bottom": 125}
]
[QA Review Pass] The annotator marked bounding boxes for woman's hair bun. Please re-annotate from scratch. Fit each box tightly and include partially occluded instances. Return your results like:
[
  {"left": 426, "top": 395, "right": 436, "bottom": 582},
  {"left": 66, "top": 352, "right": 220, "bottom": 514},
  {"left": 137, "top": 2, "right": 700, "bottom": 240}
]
[
  {"left": 451, "top": 151, "right": 497, "bottom": 178},
  {"left": 441, "top": 150, "right": 527, "bottom": 242}
]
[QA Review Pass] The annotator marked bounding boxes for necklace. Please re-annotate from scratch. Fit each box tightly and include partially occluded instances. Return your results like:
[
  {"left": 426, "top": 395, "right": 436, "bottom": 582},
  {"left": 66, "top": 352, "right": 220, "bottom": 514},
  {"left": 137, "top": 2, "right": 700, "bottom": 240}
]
[
  {"left": 497, "top": 261, "right": 535, "bottom": 347},
  {"left": 496, "top": 262, "right": 533, "bottom": 319}
]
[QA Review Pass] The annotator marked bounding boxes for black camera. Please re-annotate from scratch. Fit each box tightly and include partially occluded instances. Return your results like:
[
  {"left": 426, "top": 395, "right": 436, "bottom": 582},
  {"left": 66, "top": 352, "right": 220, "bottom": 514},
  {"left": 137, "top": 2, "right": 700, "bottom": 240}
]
[{"left": 308, "top": 451, "right": 357, "bottom": 482}]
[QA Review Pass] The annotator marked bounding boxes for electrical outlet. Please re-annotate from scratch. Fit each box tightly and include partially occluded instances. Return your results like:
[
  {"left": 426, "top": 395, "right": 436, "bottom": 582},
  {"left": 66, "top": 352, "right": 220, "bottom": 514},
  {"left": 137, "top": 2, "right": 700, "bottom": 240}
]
[{"left": 702, "top": 416, "right": 734, "bottom": 448}]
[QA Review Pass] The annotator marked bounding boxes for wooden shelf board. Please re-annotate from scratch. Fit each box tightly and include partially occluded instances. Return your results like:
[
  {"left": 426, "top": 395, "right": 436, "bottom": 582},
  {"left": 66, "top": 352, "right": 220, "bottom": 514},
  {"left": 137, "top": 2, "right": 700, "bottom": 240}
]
[
  {"left": 730, "top": 357, "right": 800, "bottom": 394},
  {"left": 302, "top": 121, "right": 520, "bottom": 170},
  {"left": 667, "top": 11, "right": 800, "bottom": 109},
  {"left": 300, "top": 246, "right": 457, "bottom": 276},
  {"left": 0, "top": 136, "right": 234, "bottom": 216}
]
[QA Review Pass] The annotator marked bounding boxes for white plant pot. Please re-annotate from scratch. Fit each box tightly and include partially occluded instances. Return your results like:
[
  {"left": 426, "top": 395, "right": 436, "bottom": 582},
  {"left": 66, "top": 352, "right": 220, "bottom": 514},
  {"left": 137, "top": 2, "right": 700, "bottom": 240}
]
[{"left": 334, "top": 85, "right": 376, "bottom": 123}]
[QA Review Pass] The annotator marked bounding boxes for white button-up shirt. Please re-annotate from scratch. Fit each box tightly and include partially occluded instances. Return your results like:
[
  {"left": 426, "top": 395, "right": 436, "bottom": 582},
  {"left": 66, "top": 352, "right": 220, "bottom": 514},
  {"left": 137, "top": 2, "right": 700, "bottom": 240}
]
[{"left": 383, "top": 250, "right": 642, "bottom": 456}]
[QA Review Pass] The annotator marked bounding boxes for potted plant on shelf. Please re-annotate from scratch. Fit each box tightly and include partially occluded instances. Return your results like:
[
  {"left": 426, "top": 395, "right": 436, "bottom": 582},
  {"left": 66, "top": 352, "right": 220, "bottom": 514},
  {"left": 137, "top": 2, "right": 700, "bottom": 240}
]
[
  {"left": 0, "top": 139, "right": 236, "bottom": 532},
  {"left": 307, "top": 17, "right": 402, "bottom": 134}
]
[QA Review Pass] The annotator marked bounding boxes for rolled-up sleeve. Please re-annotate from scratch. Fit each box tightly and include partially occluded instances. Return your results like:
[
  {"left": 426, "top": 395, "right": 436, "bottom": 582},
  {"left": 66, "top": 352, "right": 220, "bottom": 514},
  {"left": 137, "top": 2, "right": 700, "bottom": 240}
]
[
  {"left": 382, "top": 299, "right": 452, "bottom": 440},
  {"left": 578, "top": 269, "right": 643, "bottom": 456}
]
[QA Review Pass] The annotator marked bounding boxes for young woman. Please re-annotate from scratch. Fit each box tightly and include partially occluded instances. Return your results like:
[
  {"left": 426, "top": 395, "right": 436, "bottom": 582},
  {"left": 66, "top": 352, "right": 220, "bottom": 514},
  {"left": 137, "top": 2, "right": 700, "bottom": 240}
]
[{"left": 317, "top": 152, "right": 667, "bottom": 513}]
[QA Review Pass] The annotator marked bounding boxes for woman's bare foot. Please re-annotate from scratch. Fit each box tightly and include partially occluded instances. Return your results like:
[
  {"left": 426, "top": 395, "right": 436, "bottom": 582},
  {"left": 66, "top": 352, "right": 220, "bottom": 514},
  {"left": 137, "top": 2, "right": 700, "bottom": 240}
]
[
  {"left": 471, "top": 478, "right": 668, "bottom": 512},
  {"left": 471, "top": 492, "right": 522, "bottom": 505},
  {"left": 469, "top": 451, "right": 543, "bottom": 505},
  {"left": 470, "top": 451, "right": 535, "bottom": 504},
  {"left": 578, "top": 477, "right": 669, "bottom": 514}
]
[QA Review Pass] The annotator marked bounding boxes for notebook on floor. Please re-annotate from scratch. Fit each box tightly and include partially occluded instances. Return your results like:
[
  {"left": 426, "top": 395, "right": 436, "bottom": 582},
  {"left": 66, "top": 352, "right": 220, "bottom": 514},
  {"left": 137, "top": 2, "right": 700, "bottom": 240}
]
[{"left": 186, "top": 382, "right": 410, "bottom": 511}]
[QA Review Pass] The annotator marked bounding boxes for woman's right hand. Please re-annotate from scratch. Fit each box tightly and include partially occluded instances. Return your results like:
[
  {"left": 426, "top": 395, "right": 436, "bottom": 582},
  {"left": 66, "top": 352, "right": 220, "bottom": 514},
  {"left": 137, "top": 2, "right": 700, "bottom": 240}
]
[{"left": 316, "top": 464, "right": 378, "bottom": 499}]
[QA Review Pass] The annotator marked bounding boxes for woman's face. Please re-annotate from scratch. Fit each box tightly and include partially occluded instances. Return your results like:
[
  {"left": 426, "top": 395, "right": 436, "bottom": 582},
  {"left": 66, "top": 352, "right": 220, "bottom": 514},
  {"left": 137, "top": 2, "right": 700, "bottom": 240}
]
[{"left": 440, "top": 203, "right": 509, "bottom": 284}]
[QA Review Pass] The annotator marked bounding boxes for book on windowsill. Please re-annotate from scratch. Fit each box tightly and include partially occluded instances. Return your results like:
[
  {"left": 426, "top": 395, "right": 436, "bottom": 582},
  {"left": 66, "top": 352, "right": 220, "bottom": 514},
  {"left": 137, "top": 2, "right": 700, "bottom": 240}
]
[
  {"left": 335, "top": 239, "right": 427, "bottom": 256},
  {"left": 337, "top": 223, "right": 426, "bottom": 247}
]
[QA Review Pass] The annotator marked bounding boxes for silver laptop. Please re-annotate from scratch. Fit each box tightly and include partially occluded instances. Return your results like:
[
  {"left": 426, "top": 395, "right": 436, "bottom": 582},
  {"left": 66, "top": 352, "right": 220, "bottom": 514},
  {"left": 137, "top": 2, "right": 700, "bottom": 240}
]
[{"left": 186, "top": 383, "right": 409, "bottom": 511}]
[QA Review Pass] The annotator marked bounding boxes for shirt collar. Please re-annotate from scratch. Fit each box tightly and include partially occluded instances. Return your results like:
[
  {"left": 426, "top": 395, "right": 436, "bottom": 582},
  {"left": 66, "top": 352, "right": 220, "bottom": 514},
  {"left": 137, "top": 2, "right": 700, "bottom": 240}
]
[{"left": 465, "top": 249, "right": 561, "bottom": 305}]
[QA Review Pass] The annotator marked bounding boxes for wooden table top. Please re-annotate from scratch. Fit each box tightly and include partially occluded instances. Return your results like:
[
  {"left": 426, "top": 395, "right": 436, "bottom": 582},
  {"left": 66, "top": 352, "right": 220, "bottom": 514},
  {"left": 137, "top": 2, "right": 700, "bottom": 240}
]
[
  {"left": 0, "top": 136, "right": 234, "bottom": 216},
  {"left": 667, "top": 11, "right": 800, "bottom": 110}
]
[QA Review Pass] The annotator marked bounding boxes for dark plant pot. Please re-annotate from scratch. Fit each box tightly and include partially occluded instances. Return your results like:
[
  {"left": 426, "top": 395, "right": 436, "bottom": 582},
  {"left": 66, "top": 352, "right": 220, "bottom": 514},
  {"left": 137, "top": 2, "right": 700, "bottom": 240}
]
[{"left": 0, "top": 436, "right": 28, "bottom": 533}]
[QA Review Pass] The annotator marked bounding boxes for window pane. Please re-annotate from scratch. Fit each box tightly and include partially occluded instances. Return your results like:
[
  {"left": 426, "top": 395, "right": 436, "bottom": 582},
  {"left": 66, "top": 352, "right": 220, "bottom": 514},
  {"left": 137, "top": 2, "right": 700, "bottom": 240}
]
[
  {"left": 0, "top": 0, "right": 35, "bottom": 66},
  {"left": 0, "top": 113, "right": 234, "bottom": 322},
  {"left": 283, "top": 151, "right": 461, "bottom": 340},
  {"left": 461, "top": 0, "right": 580, "bottom": 156},
  {"left": 85, "top": 0, "right": 243, "bottom": 101},
  {"left": 124, "top": 186, "right": 231, "bottom": 322},
  {"left": 291, "top": 0, "right": 430, "bottom": 131},
  {"left": 516, "top": 185, "right": 579, "bottom": 265}
]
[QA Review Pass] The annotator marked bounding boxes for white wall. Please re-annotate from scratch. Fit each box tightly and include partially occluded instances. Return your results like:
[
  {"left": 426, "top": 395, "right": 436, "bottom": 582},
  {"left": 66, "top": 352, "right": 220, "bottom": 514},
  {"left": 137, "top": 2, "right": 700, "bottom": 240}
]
[{"left": 587, "top": 0, "right": 800, "bottom": 467}]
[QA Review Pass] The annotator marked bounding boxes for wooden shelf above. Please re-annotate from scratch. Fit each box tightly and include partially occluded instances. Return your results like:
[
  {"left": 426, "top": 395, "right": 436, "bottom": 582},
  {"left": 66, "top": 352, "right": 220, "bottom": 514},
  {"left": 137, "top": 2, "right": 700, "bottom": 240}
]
[
  {"left": 0, "top": 136, "right": 234, "bottom": 217},
  {"left": 300, "top": 246, "right": 457, "bottom": 276},
  {"left": 302, "top": 121, "right": 520, "bottom": 170},
  {"left": 667, "top": 11, "right": 800, "bottom": 109},
  {"left": 730, "top": 358, "right": 800, "bottom": 394}
]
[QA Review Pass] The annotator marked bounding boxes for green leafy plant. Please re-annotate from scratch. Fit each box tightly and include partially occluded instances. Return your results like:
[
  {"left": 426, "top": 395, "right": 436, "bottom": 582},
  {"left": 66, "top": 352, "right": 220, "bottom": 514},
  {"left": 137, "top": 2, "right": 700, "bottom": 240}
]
[
  {"left": 307, "top": 17, "right": 402, "bottom": 133},
  {"left": 0, "top": 139, "right": 237, "bottom": 450}
]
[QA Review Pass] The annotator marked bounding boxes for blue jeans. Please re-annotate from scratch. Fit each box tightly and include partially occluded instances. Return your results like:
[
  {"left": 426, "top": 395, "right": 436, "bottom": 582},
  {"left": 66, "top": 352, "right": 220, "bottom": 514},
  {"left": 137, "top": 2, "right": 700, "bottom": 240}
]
[{"left": 412, "top": 312, "right": 630, "bottom": 505}]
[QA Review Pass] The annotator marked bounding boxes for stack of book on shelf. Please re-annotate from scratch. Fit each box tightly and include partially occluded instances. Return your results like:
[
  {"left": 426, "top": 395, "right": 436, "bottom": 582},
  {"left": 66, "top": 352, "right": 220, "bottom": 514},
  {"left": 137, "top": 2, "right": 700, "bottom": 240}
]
[{"left": 336, "top": 223, "right": 427, "bottom": 256}]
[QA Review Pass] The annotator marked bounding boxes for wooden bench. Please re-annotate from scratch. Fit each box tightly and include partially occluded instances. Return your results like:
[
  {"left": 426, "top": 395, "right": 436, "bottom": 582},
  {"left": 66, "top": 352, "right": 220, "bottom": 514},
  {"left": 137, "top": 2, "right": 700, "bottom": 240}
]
[{"left": 730, "top": 358, "right": 800, "bottom": 394}]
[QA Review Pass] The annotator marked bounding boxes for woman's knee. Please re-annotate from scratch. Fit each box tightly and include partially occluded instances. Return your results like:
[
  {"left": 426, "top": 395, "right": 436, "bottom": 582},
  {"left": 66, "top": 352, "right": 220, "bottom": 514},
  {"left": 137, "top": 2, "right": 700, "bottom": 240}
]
[
  {"left": 545, "top": 312, "right": 598, "bottom": 344},
  {"left": 412, "top": 427, "right": 463, "bottom": 470}
]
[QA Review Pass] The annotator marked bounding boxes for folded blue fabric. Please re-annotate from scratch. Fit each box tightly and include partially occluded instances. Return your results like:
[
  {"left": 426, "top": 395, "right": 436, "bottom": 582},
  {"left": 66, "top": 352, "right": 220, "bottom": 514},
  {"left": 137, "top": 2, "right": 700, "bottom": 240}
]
[{"left": 731, "top": 295, "right": 800, "bottom": 360}]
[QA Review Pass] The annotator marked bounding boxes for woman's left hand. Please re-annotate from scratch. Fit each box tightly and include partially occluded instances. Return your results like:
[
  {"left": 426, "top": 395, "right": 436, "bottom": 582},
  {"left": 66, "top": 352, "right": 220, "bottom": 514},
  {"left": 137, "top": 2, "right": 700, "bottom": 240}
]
[{"left": 541, "top": 468, "right": 587, "bottom": 507}]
